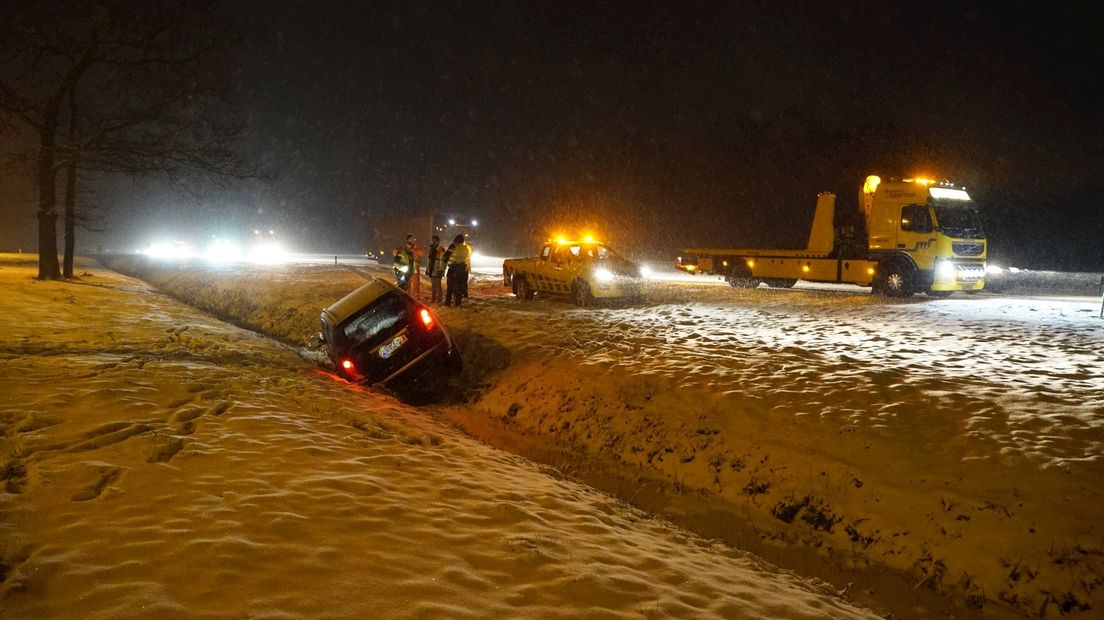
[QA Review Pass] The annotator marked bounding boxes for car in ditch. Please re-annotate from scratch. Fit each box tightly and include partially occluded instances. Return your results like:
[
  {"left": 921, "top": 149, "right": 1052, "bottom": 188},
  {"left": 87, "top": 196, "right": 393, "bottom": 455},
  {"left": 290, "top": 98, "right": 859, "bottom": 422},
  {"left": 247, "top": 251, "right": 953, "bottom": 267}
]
[{"left": 316, "top": 278, "right": 461, "bottom": 389}]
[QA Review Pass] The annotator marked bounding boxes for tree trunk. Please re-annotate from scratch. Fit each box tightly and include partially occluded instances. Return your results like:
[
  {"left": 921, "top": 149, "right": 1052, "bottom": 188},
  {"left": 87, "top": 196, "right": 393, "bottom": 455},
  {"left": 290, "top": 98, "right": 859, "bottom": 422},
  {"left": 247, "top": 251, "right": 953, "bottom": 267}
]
[
  {"left": 37, "top": 138, "right": 61, "bottom": 280},
  {"left": 63, "top": 162, "right": 76, "bottom": 278},
  {"left": 63, "top": 88, "right": 78, "bottom": 279},
  {"left": 27, "top": 47, "right": 97, "bottom": 280}
]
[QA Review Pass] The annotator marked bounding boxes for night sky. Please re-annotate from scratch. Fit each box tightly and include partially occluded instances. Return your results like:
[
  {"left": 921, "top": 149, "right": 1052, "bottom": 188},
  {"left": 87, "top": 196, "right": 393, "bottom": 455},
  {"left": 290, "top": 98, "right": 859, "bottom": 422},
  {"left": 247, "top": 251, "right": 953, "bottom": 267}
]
[{"left": 2, "top": 0, "right": 1101, "bottom": 269}]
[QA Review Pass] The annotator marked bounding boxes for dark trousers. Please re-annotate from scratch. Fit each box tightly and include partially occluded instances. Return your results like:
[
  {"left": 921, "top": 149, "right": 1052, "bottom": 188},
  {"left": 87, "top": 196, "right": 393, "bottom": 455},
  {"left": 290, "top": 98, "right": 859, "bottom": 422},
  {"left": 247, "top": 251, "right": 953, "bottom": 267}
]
[
  {"left": 430, "top": 276, "right": 443, "bottom": 302},
  {"left": 445, "top": 265, "right": 467, "bottom": 306}
]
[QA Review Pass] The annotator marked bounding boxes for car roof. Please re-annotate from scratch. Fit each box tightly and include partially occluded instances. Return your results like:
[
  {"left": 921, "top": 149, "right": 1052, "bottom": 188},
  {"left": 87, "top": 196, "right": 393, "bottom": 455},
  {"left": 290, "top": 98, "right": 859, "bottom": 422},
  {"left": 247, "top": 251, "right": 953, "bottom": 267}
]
[{"left": 323, "top": 277, "right": 398, "bottom": 325}]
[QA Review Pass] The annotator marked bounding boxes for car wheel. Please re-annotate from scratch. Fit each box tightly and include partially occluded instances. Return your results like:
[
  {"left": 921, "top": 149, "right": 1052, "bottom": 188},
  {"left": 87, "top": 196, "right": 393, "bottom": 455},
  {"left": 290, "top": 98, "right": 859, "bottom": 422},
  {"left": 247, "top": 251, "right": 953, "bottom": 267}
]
[
  {"left": 516, "top": 277, "right": 535, "bottom": 300},
  {"left": 445, "top": 347, "right": 463, "bottom": 373},
  {"left": 572, "top": 280, "right": 593, "bottom": 306}
]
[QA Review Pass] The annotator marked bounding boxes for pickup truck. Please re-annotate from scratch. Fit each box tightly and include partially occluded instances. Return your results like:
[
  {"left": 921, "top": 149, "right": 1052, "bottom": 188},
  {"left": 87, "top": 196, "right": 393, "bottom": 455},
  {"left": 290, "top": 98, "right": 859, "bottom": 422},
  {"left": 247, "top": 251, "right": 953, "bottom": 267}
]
[{"left": 502, "top": 239, "right": 648, "bottom": 305}]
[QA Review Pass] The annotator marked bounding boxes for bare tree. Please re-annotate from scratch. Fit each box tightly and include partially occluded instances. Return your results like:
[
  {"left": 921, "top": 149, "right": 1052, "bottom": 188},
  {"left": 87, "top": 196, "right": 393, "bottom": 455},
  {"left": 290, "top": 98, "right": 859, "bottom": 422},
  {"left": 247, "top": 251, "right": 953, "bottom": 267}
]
[{"left": 0, "top": 0, "right": 248, "bottom": 279}]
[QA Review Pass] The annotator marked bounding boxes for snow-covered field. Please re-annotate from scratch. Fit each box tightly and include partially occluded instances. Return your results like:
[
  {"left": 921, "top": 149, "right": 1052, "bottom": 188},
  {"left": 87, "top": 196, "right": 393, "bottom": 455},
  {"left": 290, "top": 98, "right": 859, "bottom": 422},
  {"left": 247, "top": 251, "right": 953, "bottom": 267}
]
[
  {"left": 7, "top": 252, "right": 1103, "bottom": 618},
  {"left": 0, "top": 253, "right": 881, "bottom": 619},
  {"left": 99, "top": 255, "right": 1104, "bottom": 618}
]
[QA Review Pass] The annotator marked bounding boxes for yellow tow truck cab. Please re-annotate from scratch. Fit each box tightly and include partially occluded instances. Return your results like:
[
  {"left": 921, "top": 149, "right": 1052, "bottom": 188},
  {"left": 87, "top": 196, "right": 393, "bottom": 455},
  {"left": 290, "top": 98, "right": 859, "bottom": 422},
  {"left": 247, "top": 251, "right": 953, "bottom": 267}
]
[
  {"left": 678, "top": 175, "right": 987, "bottom": 296},
  {"left": 502, "top": 238, "right": 648, "bottom": 305}
]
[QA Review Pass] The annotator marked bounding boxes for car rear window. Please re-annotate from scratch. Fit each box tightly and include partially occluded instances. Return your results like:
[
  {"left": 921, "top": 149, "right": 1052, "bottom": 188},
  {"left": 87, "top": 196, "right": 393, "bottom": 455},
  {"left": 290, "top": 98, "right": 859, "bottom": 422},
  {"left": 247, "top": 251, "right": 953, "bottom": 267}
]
[{"left": 339, "top": 291, "right": 409, "bottom": 349}]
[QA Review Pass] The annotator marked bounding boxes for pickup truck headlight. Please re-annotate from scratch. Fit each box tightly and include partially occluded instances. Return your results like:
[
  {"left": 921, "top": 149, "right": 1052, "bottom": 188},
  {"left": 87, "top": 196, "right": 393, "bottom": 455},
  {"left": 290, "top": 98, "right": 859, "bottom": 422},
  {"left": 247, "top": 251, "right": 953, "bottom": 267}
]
[{"left": 594, "top": 268, "right": 615, "bottom": 283}]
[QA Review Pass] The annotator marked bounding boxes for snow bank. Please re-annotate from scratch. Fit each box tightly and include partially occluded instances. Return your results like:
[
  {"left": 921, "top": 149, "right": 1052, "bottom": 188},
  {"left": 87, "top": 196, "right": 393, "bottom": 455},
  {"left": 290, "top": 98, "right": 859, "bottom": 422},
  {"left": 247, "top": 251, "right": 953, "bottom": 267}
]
[
  {"left": 99, "top": 254, "right": 1104, "bottom": 617},
  {"left": 0, "top": 254, "right": 875, "bottom": 618}
]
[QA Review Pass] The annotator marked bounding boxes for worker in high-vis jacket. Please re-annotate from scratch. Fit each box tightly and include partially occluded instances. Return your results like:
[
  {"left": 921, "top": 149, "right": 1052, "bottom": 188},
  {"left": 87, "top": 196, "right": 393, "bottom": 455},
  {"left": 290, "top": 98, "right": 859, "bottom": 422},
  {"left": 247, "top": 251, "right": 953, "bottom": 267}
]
[
  {"left": 425, "top": 235, "right": 447, "bottom": 303},
  {"left": 392, "top": 234, "right": 416, "bottom": 291},
  {"left": 443, "top": 233, "right": 472, "bottom": 307}
]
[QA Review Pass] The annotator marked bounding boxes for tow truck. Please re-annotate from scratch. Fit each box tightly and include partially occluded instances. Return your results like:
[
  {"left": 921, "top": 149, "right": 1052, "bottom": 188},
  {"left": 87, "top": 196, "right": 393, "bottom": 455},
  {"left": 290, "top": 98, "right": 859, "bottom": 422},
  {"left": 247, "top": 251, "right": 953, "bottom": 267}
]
[
  {"left": 677, "top": 175, "right": 987, "bottom": 296},
  {"left": 502, "top": 237, "right": 649, "bottom": 305}
]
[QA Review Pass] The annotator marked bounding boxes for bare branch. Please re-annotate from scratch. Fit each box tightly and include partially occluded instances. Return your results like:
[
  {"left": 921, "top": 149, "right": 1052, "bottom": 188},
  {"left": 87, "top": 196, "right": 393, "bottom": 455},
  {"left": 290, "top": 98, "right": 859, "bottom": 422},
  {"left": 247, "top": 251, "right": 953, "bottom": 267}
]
[{"left": 1, "top": 0, "right": 252, "bottom": 278}]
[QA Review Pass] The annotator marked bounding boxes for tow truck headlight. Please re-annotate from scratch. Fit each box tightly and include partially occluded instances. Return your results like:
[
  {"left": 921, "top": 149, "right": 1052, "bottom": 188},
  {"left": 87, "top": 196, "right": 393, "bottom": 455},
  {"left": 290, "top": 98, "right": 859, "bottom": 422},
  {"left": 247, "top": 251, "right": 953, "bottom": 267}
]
[
  {"left": 935, "top": 260, "right": 956, "bottom": 280},
  {"left": 639, "top": 265, "right": 652, "bottom": 279},
  {"left": 986, "top": 264, "right": 1005, "bottom": 275},
  {"left": 594, "top": 268, "right": 615, "bottom": 283}
]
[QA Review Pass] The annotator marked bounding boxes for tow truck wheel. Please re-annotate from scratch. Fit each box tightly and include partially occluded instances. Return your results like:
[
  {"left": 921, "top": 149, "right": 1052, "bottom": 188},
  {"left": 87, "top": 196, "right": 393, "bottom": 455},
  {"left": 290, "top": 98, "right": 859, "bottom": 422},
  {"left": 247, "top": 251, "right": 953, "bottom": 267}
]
[
  {"left": 516, "top": 276, "right": 535, "bottom": 300},
  {"left": 766, "top": 278, "right": 797, "bottom": 289},
  {"left": 877, "top": 262, "right": 916, "bottom": 297},
  {"left": 572, "top": 280, "right": 593, "bottom": 306},
  {"left": 729, "top": 276, "right": 759, "bottom": 289},
  {"left": 726, "top": 268, "right": 754, "bottom": 288}
]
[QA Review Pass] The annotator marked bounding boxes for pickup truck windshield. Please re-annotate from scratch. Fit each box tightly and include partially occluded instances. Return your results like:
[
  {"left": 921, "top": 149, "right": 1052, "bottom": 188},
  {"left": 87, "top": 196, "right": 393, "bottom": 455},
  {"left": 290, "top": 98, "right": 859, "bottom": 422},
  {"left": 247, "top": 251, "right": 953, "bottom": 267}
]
[
  {"left": 933, "top": 204, "right": 984, "bottom": 238},
  {"left": 554, "top": 243, "right": 619, "bottom": 262},
  {"left": 582, "top": 244, "right": 618, "bottom": 260}
]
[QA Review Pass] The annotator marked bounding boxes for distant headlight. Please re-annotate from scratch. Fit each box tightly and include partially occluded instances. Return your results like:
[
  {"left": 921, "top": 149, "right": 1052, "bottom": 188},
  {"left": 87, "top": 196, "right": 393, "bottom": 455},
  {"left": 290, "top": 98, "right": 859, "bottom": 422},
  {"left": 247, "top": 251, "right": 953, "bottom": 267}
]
[
  {"left": 249, "top": 241, "right": 288, "bottom": 264},
  {"left": 639, "top": 265, "right": 652, "bottom": 279},
  {"left": 144, "top": 241, "right": 194, "bottom": 261},
  {"left": 594, "top": 268, "right": 615, "bottom": 282},
  {"left": 203, "top": 240, "right": 243, "bottom": 264}
]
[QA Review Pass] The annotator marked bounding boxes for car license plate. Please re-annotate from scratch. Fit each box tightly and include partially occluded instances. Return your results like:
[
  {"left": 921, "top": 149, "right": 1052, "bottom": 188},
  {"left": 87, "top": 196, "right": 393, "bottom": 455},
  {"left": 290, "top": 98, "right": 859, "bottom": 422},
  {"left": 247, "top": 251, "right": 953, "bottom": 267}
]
[{"left": 378, "top": 333, "right": 408, "bottom": 359}]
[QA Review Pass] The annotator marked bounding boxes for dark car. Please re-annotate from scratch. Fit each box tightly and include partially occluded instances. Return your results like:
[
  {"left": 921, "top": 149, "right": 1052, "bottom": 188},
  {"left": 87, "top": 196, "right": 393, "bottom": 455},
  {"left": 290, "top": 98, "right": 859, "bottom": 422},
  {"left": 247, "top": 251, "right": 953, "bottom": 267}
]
[{"left": 317, "top": 278, "right": 460, "bottom": 391}]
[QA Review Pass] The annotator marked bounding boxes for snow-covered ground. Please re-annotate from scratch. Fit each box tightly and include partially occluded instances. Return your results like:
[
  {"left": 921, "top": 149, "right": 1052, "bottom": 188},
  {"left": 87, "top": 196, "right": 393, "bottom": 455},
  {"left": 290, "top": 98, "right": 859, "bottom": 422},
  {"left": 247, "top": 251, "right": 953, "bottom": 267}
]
[
  {"left": 443, "top": 265, "right": 1104, "bottom": 618},
  {"left": 11, "top": 252, "right": 1104, "bottom": 618},
  {"left": 0, "top": 253, "right": 877, "bottom": 618}
]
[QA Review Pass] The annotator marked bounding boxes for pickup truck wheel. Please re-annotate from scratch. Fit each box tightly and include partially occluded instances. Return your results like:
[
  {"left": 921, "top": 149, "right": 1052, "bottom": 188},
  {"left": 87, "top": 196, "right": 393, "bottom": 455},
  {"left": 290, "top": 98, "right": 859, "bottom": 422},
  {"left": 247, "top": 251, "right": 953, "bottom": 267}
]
[
  {"left": 516, "top": 276, "right": 535, "bottom": 300},
  {"left": 572, "top": 281, "right": 593, "bottom": 306},
  {"left": 877, "top": 262, "right": 916, "bottom": 297}
]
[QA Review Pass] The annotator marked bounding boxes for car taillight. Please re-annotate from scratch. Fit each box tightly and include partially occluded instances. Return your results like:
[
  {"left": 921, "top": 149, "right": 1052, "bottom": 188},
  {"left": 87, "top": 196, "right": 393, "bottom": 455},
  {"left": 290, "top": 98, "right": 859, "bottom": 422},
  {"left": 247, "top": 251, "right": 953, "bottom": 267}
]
[
  {"left": 418, "top": 307, "right": 435, "bottom": 329},
  {"left": 341, "top": 358, "right": 355, "bottom": 371}
]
